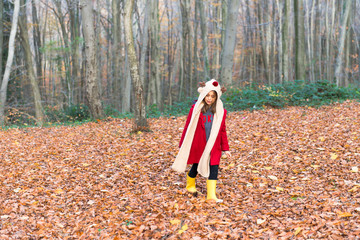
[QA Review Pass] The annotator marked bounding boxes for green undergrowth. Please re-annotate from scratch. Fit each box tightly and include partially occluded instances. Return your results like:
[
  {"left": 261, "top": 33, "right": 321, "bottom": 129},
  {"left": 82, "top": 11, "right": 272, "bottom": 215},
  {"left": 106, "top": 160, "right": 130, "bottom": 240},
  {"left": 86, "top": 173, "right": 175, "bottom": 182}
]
[{"left": 3, "top": 80, "right": 360, "bottom": 129}]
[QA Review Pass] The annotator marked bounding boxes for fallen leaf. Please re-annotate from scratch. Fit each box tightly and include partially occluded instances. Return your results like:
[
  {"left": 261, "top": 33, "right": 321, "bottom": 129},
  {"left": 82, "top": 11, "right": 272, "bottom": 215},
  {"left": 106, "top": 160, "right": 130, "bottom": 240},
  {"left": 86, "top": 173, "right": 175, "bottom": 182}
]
[
  {"left": 178, "top": 224, "right": 188, "bottom": 234},
  {"left": 268, "top": 175, "right": 278, "bottom": 181},
  {"left": 337, "top": 212, "right": 352, "bottom": 218},
  {"left": 294, "top": 227, "right": 302, "bottom": 236},
  {"left": 257, "top": 218, "right": 266, "bottom": 225},
  {"left": 170, "top": 219, "right": 181, "bottom": 225},
  {"left": 330, "top": 153, "right": 338, "bottom": 160}
]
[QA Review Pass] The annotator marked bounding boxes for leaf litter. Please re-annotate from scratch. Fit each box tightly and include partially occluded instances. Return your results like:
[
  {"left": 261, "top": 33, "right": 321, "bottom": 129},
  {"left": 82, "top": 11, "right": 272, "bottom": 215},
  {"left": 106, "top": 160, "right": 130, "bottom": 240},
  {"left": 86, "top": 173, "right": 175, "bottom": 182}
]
[{"left": 0, "top": 100, "right": 360, "bottom": 239}]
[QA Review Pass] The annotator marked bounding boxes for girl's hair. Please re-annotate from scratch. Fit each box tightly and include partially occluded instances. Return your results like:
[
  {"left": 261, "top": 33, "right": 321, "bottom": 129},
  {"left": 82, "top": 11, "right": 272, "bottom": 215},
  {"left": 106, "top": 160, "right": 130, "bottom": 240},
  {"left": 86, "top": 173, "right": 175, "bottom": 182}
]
[{"left": 201, "top": 91, "right": 217, "bottom": 114}]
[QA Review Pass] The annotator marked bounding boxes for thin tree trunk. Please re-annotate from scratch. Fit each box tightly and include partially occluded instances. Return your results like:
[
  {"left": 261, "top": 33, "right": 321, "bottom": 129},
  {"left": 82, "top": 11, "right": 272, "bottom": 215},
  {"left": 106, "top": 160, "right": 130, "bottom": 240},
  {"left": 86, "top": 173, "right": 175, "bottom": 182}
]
[
  {"left": 67, "top": 0, "right": 81, "bottom": 105},
  {"left": 326, "top": 0, "right": 336, "bottom": 82},
  {"left": 198, "top": 0, "right": 210, "bottom": 80},
  {"left": 179, "top": 0, "right": 192, "bottom": 99},
  {"left": 220, "top": 0, "right": 241, "bottom": 86},
  {"left": 213, "top": 3, "right": 221, "bottom": 79},
  {"left": 31, "top": 0, "right": 42, "bottom": 83},
  {"left": 344, "top": 9, "right": 351, "bottom": 87},
  {"left": 0, "top": 0, "right": 3, "bottom": 83},
  {"left": 276, "top": 0, "right": 283, "bottom": 83},
  {"left": 124, "top": 0, "right": 148, "bottom": 130},
  {"left": 258, "top": 0, "right": 270, "bottom": 83},
  {"left": 270, "top": 1, "right": 276, "bottom": 84},
  {"left": 53, "top": 0, "right": 72, "bottom": 105},
  {"left": 294, "top": 0, "right": 306, "bottom": 81},
  {"left": 139, "top": 0, "right": 150, "bottom": 86},
  {"left": 112, "top": 0, "right": 122, "bottom": 110},
  {"left": 19, "top": 0, "right": 44, "bottom": 126},
  {"left": 80, "top": 0, "right": 104, "bottom": 119},
  {"left": 335, "top": 0, "right": 352, "bottom": 86},
  {"left": 150, "top": 0, "right": 161, "bottom": 108},
  {"left": 0, "top": 0, "right": 20, "bottom": 126}
]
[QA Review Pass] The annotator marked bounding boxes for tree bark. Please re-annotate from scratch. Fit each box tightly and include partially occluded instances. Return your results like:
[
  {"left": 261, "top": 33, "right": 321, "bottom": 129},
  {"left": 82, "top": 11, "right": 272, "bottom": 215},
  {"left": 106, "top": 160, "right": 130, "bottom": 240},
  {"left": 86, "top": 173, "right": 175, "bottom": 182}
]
[
  {"left": 258, "top": 0, "right": 270, "bottom": 83},
  {"left": 149, "top": 0, "right": 161, "bottom": 108},
  {"left": 335, "top": 0, "right": 352, "bottom": 86},
  {"left": 53, "top": 0, "right": 72, "bottom": 105},
  {"left": 19, "top": 0, "right": 44, "bottom": 126},
  {"left": 67, "top": 0, "right": 81, "bottom": 105},
  {"left": 111, "top": 0, "right": 122, "bottom": 110},
  {"left": 124, "top": 0, "right": 148, "bottom": 130},
  {"left": 0, "top": 0, "right": 20, "bottom": 126},
  {"left": 179, "top": 0, "right": 193, "bottom": 99},
  {"left": 198, "top": 0, "right": 210, "bottom": 80},
  {"left": 294, "top": 0, "right": 306, "bottom": 81},
  {"left": 220, "top": 0, "right": 240, "bottom": 86},
  {"left": 0, "top": 0, "right": 3, "bottom": 82},
  {"left": 31, "top": 0, "right": 42, "bottom": 83},
  {"left": 80, "top": 0, "right": 104, "bottom": 119}
]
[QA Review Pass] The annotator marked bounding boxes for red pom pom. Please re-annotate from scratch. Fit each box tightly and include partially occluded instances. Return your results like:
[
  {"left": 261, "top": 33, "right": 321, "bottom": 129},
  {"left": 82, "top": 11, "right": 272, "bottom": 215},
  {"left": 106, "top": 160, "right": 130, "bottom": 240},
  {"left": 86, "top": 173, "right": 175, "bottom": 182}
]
[{"left": 212, "top": 81, "right": 219, "bottom": 87}]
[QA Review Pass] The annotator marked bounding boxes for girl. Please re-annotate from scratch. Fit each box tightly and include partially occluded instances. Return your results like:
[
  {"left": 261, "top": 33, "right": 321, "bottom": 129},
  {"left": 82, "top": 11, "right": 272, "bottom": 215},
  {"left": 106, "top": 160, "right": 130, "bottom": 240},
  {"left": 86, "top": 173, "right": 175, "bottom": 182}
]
[{"left": 172, "top": 79, "right": 231, "bottom": 203}]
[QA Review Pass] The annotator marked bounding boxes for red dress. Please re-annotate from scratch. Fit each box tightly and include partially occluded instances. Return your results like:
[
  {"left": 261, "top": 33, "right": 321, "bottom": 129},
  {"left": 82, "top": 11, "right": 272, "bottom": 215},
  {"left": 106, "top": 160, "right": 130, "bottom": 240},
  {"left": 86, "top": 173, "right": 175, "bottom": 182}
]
[{"left": 179, "top": 105, "right": 229, "bottom": 165}]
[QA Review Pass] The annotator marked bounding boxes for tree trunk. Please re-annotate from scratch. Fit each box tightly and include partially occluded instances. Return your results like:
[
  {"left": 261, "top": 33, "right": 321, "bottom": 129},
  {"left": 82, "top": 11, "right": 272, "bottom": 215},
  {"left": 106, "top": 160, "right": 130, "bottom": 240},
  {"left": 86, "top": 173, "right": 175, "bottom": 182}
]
[
  {"left": 95, "top": 0, "right": 102, "bottom": 96},
  {"left": 220, "top": 0, "right": 241, "bottom": 86},
  {"left": 213, "top": 2, "right": 221, "bottom": 79},
  {"left": 198, "top": 0, "right": 210, "bottom": 80},
  {"left": 276, "top": 0, "right": 283, "bottom": 83},
  {"left": 19, "top": 0, "right": 44, "bottom": 126},
  {"left": 0, "top": 0, "right": 3, "bottom": 83},
  {"left": 139, "top": 0, "right": 150, "bottom": 86},
  {"left": 258, "top": 0, "right": 270, "bottom": 83},
  {"left": 31, "top": 0, "right": 42, "bottom": 83},
  {"left": 67, "top": 0, "right": 81, "bottom": 105},
  {"left": 80, "top": 0, "right": 104, "bottom": 119},
  {"left": 335, "top": 0, "right": 352, "bottom": 86},
  {"left": 294, "top": 0, "right": 306, "bottom": 81},
  {"left": 53, "top": 0, "right": 72, "bottom": 105},
  {"left": 0, "top": 0, "right": 20, "bottom": 126},
  {"left": 124, "top": 0, "right": 148, "bottom": 130},
  {"left": 325, "top": 0, "right": 336, "bottom": 82},
  {"left": 111, "top": 0, "right": 122, "bottom": 110},
  {"left": 179, "top": 0, "right": 193, "bottom": 99},
  {"left": 150, "top": 0, "right": 161, "bottom": 108}
]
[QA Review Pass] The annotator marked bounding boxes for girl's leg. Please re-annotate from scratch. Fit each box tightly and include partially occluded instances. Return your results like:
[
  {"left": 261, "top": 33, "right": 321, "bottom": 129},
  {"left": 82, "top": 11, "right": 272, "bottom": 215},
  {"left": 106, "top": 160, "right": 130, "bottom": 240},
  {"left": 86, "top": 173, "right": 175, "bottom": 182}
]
[
  {"left": 186, "top": 164, "right": 198, "bottom": 193},
  {"left": 206, "top": 165, "right": 222, "bottom": 202},
  {"left": 208, "top": 165, "right": 219, "bottom": 180},
  {"left": 188, "top": 163, "right": 198, "bottom": 178}
]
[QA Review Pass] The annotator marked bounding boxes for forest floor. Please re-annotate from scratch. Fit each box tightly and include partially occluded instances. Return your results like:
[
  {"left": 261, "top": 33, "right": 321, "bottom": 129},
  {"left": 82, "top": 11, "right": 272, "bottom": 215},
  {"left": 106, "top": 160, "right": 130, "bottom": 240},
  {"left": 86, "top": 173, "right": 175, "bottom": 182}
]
[{"left": 0, "top": 100, "right": 360, "bottom": 239}]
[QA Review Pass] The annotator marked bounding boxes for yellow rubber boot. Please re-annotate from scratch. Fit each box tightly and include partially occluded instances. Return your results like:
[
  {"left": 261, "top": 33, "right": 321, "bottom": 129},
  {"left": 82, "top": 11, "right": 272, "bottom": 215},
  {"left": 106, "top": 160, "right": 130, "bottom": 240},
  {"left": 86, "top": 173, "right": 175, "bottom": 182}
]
[
  {"left": 206, "top": 180, "right": 223, "bottom": 203},
  {"left": 186, "top": 174, "right": 197, "bottom": 193}
]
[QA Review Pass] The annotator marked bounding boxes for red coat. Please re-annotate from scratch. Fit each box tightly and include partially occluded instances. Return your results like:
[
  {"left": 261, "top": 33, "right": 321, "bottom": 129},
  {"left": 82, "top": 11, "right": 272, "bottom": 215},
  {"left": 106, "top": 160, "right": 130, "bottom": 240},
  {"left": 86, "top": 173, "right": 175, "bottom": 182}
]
[{"left": 179, "top": 105, "right": 229, "bottom": 166}]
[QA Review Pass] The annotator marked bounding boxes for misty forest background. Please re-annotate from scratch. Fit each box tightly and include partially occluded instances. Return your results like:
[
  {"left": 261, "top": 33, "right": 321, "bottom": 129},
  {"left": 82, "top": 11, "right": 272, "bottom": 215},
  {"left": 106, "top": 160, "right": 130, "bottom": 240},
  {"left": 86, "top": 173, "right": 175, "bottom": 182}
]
[{"left": 0, "top": 0, "right": 360, "bottom": 128}]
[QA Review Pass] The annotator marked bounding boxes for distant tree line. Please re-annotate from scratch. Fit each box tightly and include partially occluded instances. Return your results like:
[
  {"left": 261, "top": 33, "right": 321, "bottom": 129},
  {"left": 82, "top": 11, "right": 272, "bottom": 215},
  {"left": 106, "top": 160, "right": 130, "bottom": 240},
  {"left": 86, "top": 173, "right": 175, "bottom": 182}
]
[{"left": 0, "top": 0, "right": 358, "bottom": 128}]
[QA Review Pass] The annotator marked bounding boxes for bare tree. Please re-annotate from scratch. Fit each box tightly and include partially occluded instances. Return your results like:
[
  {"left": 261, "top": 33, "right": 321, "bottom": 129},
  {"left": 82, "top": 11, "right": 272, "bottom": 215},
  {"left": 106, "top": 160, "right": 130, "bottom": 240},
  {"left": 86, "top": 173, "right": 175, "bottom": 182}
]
[
  {"left": 0, "top": 0, "right": 3, "bottom": 82},
  {"left": 148, "top": 0, "right": 161, "bottom": 108},
  {"left": 19, "top": 0, "right": 44, "bottom": 126},
  {"left": 124, "top": 0, "right": 148, "bottom": 130},
  {"left": 220, "top": 0, "right": 241, "bottom": 85},
  {"left": 198, "top": 0, "right": 210, "bottom": 80},
  {"left": 31, "top": 0, "right": 42, "bottom": 82},
  {"left": 80, "top": 0, "right": 104, "bottom": 119},
  {"left": 335, "top": 0, "right": 352, "bottom": 86},
  {"left": 0, "top": 0, "right": 20, "bottom": 125},
  {"left": 294, "top": 0, "right": 306, "bottom": 80},
  {"left": 67, "top": 0, "right": 81, "bottom": 105},
  {"left": 179, "top": 0, "right": 193, "bottom": 99}
]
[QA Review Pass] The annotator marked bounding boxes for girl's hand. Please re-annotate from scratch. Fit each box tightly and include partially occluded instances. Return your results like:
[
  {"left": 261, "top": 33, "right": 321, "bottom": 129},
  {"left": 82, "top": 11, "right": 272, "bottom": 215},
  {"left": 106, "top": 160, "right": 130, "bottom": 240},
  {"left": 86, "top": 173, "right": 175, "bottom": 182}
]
[{"left": 224, "top": 151, "right": 231, "bottom": 159}]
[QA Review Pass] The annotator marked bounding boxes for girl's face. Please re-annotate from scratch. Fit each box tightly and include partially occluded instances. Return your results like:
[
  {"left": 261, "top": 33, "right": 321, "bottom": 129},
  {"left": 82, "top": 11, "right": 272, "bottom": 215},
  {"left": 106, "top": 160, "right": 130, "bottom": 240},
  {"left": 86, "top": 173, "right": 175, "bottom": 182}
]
[{"left": 204, "top": 91, "right": 217, "bottom": 106}]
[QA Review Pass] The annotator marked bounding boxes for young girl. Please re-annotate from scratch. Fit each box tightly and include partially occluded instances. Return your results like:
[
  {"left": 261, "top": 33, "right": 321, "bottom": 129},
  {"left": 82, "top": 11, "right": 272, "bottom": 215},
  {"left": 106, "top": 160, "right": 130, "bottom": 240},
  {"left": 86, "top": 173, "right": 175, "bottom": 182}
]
[{"left": 172, "top": 79, "right": 231, "bottom": 203}]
